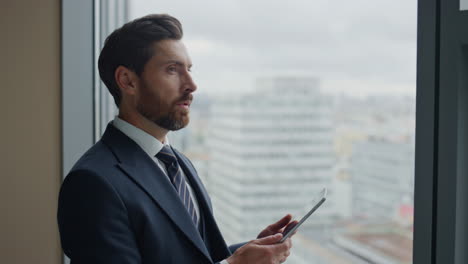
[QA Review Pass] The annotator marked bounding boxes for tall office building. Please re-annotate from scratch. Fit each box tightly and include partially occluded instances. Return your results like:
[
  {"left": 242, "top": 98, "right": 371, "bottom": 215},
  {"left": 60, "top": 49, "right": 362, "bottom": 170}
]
[
  {"left": 206, "top": 77, "right": 336, "bottom": 248},
  {"left": 349, "top": 135, "right": 415, "bottom": 223},
  {"left": 332, "top": 95, "right": 416, "bottom": 222},
  {"left": 329, "top": 96, "right": 415, "bottom": 264}
]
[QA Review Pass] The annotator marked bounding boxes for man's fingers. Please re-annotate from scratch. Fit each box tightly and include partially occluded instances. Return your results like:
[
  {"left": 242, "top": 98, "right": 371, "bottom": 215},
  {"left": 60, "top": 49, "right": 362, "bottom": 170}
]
[
  {"left": 279, "top": 250, "right": 290, "bottom": 263},
  {"left": 267, "top": 214, "right": 293, "bottom": 232},
  {"left": 283, "top": 220, "right": 299, "bottom": 235},
  {"left": 256, "top": 233, "right": 283, "bottom": 245},
  {"left": 256, "top": 237, "right": 292, "bottom": 263},
  {"left": 284, "top": 237, "right": 292, "bottom": 249}
]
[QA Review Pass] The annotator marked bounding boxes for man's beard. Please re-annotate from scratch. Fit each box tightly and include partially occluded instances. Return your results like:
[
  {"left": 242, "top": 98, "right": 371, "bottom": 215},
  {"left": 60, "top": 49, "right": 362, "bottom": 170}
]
[{"left": 137, "top": 94, "right": 191, "bottom": 131}]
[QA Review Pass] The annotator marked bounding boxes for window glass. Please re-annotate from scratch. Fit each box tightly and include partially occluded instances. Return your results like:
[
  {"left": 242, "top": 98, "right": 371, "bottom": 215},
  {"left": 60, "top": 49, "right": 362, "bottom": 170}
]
[{"left": 102, "top": 1, "right": 417, "bottom": 263}]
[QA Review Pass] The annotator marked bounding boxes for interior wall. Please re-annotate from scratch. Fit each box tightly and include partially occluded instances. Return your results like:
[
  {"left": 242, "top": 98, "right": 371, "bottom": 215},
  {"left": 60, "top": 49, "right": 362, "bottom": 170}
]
[{"left": 0, "top": 1, "right": 61, "bottom": 263}]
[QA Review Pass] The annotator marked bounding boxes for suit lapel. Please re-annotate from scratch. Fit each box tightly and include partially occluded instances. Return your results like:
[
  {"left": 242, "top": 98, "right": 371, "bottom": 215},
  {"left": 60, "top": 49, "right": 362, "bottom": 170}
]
[{"left": 101, "top": 124, "right": 212, "bottom": 262}]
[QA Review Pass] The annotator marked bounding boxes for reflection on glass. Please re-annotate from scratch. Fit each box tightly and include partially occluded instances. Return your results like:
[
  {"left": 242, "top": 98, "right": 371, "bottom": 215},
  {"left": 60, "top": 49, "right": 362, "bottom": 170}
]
[{"left": 101, "top": 1, "right": 417, "bottom": 263}]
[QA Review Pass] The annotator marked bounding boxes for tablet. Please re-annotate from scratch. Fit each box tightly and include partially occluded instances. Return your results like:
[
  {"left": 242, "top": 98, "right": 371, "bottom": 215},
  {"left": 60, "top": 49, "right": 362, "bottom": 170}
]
[{"left": 279, "top": 188, "right": 327, "bottom": 243}]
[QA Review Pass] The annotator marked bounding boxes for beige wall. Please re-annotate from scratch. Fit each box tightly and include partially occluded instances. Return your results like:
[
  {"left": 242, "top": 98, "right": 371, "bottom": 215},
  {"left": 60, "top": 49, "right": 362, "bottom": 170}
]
[{"left": 1, "top": 0, "right": 61, "bottom": 263}]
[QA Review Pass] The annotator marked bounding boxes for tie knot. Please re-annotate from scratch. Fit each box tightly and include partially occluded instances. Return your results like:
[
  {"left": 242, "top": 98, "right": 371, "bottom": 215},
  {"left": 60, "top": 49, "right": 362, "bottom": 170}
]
[{"left": 156, "top": 145, "right": 178, "bottom": 165}]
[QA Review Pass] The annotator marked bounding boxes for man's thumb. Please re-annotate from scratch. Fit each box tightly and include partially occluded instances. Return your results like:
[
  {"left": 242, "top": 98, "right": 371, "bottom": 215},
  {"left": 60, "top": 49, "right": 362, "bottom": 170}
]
[{"left": 256, "top": 233, "right": 283, "bottom": 245}]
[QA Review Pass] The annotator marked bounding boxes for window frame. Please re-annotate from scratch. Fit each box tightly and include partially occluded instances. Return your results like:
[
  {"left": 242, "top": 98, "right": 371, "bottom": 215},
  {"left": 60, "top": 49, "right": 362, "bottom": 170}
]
[
  {"left": 414, "top": 0, "right": 468, "bottom": 263},
  {"left": 61, "top": 1, "right": 94, "bottom": 263},
  {"left": 61, "top": 0, "right": 128, "bottom": 263}
]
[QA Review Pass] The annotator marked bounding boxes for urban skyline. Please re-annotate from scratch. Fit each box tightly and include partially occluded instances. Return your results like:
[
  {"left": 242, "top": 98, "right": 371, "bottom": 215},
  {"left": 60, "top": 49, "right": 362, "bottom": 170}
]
[{"left": 166, "top": 76, "right": 416, "bottom": 264}]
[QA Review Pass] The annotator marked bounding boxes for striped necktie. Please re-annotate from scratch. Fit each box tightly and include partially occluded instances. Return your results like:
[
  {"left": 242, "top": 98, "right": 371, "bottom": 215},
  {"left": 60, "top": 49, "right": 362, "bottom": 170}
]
[{"left": 156, "top": 146, "right": 199, "bottom": 226}]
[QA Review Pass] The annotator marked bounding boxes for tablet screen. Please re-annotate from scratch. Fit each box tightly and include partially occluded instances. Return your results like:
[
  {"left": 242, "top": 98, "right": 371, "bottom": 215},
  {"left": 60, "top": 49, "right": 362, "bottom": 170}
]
[{"left": 280, "top": 188, "right": 327, "bottom": 243}]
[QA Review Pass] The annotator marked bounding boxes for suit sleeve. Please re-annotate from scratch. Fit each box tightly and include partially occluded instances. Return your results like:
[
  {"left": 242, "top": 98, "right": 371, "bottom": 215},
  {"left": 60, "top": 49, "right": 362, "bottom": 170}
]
[
  {"left": 228, "top": 242, "right": 247, "bottom": 254},
  {"left": 57, "top": 169, "right": 141, "bottom": 264}
]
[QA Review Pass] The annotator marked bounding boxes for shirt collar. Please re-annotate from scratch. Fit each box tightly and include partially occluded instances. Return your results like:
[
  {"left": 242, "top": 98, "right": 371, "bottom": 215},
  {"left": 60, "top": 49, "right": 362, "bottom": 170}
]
[{"left": 112, "top": 116, "right": 170, "bottom": 157}]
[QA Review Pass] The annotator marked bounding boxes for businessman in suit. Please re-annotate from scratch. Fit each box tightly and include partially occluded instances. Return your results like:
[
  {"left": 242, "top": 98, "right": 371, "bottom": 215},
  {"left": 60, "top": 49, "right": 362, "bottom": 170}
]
[{"left": 57, "top": 14, "right": 296, "bottom": 264}]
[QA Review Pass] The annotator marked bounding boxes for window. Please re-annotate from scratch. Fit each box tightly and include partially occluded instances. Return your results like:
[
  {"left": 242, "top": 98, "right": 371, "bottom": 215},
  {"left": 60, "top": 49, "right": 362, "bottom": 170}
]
[
  {"left": 98, "top": 1, "right": 418, "bottom": 263},
  {"left": 63, "top": 0, "right": 468, "bottom": 264}
]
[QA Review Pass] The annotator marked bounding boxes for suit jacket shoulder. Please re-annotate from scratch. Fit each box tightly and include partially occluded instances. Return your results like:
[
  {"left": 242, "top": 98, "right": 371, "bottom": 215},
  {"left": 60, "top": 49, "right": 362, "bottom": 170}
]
[{"left": 58, "top": 124, "right": 231, "bottom": 264}]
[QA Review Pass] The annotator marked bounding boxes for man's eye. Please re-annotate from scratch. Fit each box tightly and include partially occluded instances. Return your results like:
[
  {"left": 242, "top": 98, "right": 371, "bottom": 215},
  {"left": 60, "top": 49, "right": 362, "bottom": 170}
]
[{"left": 168, "top": 66, "right": 177, "bottom": 73}]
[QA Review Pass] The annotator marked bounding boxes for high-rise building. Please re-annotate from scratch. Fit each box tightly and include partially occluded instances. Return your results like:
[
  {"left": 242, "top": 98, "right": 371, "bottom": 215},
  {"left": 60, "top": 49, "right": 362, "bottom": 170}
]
[
  {"left": 206, "top": 77, "right": 336, "bottom": 247},
  {"left": 350, "top": 135, "right": 415, "bottom": 223}
]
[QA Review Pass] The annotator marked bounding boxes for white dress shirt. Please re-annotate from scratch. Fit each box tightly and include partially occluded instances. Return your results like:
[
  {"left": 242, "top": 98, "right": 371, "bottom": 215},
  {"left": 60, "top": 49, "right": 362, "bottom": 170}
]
[{"left": 112, "top": 117, "right": 230, "bottom": 264}]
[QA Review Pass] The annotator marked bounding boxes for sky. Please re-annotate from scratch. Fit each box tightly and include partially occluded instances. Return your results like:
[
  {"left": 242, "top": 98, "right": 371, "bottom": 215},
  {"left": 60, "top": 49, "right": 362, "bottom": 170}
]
[{"left": 129, "top": 0, "right": 417, "bottom": 98}]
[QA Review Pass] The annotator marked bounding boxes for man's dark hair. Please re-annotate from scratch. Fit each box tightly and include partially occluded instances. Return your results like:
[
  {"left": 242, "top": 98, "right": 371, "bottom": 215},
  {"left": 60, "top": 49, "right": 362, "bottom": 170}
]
[{"left": 98, "top": 14, "right": 183, "bottom": 106}]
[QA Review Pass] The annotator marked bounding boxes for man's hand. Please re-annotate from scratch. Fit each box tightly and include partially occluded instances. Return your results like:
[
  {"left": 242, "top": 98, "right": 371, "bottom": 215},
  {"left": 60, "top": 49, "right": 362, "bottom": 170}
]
[
  {"left": 226, "top": 215, "right": 299, "bottom": 264},
  {"left": 257, "top": 214, "right": 299, "bottom": 239},
  {"left": 226, "top": 234, "right": 292, "bottom": 264}
]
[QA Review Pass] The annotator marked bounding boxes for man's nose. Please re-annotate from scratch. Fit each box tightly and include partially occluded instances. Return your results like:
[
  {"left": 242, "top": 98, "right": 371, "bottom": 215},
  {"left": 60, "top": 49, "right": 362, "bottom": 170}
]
[{"left": 183, "top": 72, "right": 197, "bottom": 93}]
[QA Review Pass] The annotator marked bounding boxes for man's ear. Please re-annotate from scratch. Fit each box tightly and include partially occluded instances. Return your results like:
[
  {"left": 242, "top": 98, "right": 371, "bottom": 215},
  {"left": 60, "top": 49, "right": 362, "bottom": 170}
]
[{"left": 115, "top": 66, "right": 138, "bottom": 96}]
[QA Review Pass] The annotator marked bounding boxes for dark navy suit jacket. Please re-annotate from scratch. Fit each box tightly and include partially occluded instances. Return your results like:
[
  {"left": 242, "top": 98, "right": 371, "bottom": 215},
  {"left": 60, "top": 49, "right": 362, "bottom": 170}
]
[{"left": 58, "top": 124, "right": 237, "bottom": 264}]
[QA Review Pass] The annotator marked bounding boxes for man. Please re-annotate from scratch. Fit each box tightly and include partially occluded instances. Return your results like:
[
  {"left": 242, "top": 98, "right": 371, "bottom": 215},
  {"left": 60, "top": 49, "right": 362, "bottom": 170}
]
[{"left": 58, "top": 14, "right": 296, "bottom": 264}]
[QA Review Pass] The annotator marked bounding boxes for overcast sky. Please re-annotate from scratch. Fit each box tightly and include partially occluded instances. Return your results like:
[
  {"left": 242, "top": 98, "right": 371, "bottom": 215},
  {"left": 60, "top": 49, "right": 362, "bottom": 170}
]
[{"left": 129, "top": 0, "right": 417, "bottom": 97}]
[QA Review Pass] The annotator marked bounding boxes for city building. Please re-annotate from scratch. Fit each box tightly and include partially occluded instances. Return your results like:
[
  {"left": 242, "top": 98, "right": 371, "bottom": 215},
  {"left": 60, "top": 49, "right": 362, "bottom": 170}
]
[
  {"left": 206, "top": 77, "right": 337, "bottom": 246},
  {"left": 350, "top": 135, "right": 415, "bottom": 224}
]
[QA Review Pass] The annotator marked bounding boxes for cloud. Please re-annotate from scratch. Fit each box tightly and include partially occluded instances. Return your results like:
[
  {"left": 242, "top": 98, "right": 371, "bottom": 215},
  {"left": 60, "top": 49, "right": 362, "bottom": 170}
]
[{"left": 129, "top": 0, "right": 417, "bottom": 96}]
